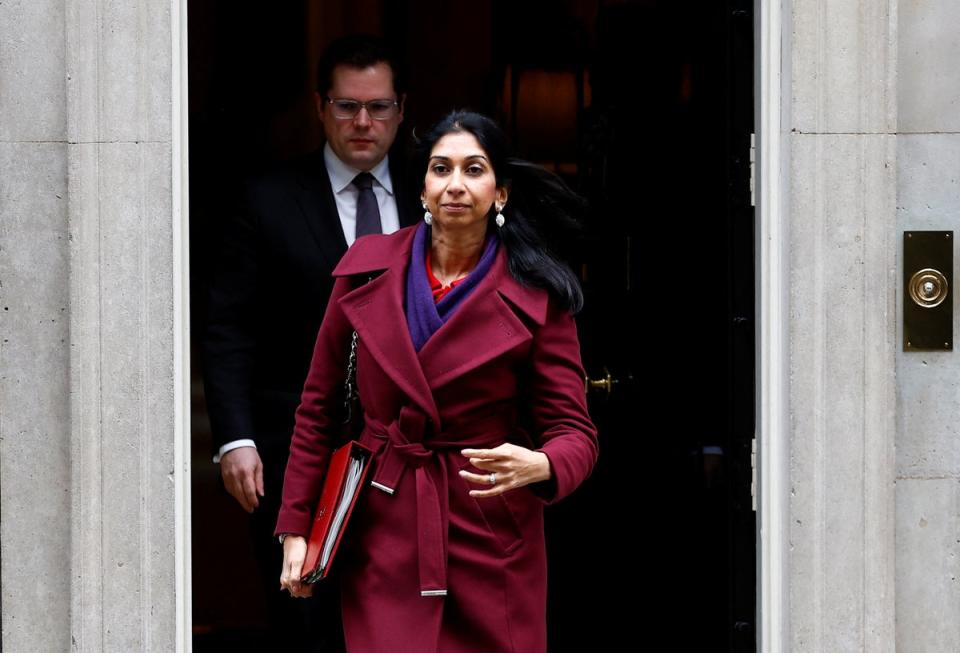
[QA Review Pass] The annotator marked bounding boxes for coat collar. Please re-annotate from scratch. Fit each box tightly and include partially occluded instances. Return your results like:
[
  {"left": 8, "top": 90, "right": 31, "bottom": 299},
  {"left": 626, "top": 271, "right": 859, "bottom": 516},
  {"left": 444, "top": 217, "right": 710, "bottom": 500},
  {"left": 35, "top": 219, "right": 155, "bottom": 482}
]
[{"left": 334, "top": 225, "right": 549, "bottom": 427}]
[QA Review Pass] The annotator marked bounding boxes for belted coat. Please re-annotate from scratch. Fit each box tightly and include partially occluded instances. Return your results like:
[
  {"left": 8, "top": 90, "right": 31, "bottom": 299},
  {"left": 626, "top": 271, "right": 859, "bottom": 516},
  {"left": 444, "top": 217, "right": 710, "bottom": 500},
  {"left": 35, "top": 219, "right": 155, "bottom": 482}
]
[{"left": 276, "top": 225, "right": 598, "bottom": 653}]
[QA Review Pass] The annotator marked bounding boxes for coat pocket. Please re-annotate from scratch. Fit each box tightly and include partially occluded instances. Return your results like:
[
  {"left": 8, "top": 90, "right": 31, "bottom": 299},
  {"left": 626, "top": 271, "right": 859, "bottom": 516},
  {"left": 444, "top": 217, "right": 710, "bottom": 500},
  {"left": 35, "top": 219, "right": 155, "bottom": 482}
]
[{"left": 459, "top": 462, "right": 524, "bottom": 556}]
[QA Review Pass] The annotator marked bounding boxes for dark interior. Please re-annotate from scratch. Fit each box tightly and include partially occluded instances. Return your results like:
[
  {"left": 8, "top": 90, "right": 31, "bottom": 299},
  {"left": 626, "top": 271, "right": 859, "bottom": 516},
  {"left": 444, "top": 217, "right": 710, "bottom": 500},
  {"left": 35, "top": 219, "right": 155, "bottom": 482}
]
[{"left": 188, "top": 1, "right": 756, "bottom": 650}]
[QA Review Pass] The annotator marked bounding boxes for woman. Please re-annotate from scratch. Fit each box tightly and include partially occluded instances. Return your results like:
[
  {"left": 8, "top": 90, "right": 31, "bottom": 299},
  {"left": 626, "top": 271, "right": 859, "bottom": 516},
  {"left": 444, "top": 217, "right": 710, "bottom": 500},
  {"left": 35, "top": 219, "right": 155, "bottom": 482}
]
[{"left": 276, "top": 110, "right": 598, "bottom": 652}]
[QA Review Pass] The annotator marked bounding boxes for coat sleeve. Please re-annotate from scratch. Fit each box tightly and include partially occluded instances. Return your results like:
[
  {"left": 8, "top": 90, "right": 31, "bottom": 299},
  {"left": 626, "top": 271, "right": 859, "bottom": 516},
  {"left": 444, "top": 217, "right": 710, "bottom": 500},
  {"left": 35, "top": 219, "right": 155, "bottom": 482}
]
[
  {"left": 274, "top": 274, "right": 357, "bottom": 537},
  {"left": 526, "top": 302, "right": 599, "bottom": 505}
]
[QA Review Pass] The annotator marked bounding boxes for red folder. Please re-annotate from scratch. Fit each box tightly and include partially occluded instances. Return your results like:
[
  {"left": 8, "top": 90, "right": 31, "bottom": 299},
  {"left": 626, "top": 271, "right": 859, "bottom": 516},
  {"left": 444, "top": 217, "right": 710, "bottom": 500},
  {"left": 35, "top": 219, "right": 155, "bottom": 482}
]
[{"left": 300, "top": 440, "right": 374, "bottom": 584}]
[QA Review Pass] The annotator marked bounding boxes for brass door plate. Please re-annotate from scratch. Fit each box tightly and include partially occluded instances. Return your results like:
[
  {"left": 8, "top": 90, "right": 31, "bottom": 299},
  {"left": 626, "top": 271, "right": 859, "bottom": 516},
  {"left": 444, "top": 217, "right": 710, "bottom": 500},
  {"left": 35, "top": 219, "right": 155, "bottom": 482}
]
[{"left": 904, "top": 231, "right": 953, "bottom": 351}]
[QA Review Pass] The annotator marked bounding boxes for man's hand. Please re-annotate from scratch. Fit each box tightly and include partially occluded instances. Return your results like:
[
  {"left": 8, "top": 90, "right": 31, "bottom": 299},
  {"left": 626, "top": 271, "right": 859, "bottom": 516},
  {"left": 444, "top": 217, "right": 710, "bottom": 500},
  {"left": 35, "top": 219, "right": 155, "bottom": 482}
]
[{"left": 221, "top": 447, "right": 264, "bottom": 512}]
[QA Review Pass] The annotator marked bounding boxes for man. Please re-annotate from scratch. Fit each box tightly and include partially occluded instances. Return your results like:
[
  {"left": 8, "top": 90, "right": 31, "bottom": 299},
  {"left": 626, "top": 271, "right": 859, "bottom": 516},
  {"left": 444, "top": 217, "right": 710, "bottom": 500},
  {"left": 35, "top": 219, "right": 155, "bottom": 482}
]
[{"left": 202, "top": 34, "right": 416, "bottom": 651}]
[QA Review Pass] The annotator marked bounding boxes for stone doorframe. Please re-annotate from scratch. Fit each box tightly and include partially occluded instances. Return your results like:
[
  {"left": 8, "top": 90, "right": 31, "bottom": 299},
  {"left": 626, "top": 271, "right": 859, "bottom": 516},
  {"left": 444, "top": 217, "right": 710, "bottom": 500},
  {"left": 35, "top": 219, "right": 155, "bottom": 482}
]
[
  {"left": 756, "top": 1, "right": 788, "bottom": 651},
  {"left": 173, "top": 0, "right": 191, "bottom": 651},
  {"left": 164, "top": 3, "right": 793, "bottom": 652}
]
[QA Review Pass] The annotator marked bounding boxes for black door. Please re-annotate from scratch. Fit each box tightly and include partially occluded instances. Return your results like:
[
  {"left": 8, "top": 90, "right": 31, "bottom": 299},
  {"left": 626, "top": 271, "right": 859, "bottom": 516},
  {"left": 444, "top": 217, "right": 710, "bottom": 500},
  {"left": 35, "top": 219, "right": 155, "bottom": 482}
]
[{"left": 525, "top": 2, "right": 757, "bottom": 651}]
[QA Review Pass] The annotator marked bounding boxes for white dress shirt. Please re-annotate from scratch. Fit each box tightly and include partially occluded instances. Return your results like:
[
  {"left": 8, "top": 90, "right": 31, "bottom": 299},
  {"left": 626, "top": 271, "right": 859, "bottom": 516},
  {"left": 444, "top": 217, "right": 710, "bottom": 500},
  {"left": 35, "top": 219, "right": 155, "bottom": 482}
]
[{"left": 323, "top": 143, "right": 401, "bottom": 246}]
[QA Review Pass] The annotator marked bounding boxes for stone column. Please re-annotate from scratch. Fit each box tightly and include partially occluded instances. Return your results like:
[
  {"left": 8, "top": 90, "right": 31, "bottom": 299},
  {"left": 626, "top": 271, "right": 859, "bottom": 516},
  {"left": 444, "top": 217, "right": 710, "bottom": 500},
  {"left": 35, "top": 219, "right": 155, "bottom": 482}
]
[
  {"left": 1, "top": 1, "right": 184, "bottom": 650},
  {"left": 0, "top": 0, "right": 72, "bottom": 648},
  {"left": 787, "top": 0, "right": 898, "bottom": 650}
]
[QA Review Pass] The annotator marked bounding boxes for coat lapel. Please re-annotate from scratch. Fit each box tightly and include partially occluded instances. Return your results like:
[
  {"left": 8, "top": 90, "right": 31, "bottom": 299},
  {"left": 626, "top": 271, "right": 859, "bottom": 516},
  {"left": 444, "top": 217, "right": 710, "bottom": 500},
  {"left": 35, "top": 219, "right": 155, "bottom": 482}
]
[
  {"left": 293, "top": 151, "right": 349, "bottom": 269},
  {"left": 417, "top": 247, "right": 550, "bottom": 390},
  {"left": 336, "top": 228, "right": 553, "bottom": 423},
  {"left": 337, "top": 228, "right": 441, "bottom": 426}
]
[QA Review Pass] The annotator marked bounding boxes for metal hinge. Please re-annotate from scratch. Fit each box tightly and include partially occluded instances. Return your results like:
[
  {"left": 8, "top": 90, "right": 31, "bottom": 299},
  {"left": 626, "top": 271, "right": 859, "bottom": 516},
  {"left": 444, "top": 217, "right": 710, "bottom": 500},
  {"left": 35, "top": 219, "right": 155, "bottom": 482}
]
[
  {"left": 751, "top": 437, "right": 757, "bottom": 511},
  {"left": 749, "top": 133, "right": 756, "bottom": 207}
]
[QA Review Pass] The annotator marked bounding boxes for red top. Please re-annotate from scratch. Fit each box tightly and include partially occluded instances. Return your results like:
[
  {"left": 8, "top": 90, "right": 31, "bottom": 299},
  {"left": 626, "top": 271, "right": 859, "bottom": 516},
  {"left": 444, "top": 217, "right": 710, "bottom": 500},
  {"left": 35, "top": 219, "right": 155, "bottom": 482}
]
[{"left": 425, "top": 249, "right": 467, "bottom": 303}]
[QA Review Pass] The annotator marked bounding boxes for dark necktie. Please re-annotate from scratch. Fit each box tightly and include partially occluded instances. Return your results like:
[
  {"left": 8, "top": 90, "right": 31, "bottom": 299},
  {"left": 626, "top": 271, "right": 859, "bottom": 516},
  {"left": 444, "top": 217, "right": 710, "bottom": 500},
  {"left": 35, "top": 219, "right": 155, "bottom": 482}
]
[{"left": 353, "top": 172, "right": 382, "bottom": 238}]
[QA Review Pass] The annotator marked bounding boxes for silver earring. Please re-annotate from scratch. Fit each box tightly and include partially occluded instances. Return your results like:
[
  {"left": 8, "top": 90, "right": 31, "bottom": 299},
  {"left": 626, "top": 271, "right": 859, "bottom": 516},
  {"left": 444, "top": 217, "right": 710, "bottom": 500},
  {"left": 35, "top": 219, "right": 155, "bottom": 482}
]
[
  {"left": 495, "top": 204, "right": 505, "bottom": 228},
  {"left": 423, "top": 203, "right": 433, "bottom": 225}
]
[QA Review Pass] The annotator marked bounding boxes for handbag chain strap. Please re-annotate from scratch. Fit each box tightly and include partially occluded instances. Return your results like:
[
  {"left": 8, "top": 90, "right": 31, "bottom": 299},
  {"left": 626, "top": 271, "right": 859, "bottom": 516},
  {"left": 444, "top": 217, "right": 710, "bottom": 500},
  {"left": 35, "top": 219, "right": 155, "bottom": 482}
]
[
  {"left": 342, "top": 274, "right": 374, "bottom": 425},
  {"left": 342, "top": 330, "right": 360, "bottom": 425}
]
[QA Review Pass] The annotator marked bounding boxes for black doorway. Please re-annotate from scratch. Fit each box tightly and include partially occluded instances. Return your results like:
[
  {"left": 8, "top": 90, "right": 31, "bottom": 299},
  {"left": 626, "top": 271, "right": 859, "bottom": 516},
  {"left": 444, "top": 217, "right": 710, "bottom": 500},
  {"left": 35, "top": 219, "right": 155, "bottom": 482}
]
[
  {"left": 535, "top": 2, "right": 757, "bottom": 651},
  {"left": 188, "top": 1, "right": 756, "bottom": 651}
]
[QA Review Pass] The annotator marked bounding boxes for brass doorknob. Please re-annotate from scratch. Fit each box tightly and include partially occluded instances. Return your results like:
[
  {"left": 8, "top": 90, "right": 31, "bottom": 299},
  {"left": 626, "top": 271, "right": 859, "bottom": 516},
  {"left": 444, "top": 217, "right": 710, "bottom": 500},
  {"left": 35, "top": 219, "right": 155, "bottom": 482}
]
[
  {"left": 585, "top": 367, "right": 618, "bottom": 397},
  {"left": 908, "top": 268, "right": 949, "bottom": 308}
]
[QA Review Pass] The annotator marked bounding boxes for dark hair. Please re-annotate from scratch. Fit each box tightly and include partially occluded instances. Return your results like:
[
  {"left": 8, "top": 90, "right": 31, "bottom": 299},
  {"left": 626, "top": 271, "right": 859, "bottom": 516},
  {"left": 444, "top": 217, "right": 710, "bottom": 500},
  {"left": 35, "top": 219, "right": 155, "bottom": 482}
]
[
  {"left": 316, "top": 34, "right": 406, "bottom": 99},
  {"left": 413, "top": 110, "right": 586, "bottom": 314}
]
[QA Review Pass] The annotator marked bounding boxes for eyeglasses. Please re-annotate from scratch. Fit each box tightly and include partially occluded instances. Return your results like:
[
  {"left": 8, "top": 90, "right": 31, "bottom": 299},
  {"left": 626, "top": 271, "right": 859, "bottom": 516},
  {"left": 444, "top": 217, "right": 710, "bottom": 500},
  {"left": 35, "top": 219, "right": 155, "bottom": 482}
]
[{"left": 326, "top": 98, "right": 400, "bottom": 121}]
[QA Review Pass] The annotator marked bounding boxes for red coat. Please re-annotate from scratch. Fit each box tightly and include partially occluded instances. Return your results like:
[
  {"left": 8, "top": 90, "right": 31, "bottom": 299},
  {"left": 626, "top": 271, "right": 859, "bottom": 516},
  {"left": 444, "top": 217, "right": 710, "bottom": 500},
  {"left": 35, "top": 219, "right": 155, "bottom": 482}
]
[{"left": 277, "top": 225, "right": 598, "bottom": 652}]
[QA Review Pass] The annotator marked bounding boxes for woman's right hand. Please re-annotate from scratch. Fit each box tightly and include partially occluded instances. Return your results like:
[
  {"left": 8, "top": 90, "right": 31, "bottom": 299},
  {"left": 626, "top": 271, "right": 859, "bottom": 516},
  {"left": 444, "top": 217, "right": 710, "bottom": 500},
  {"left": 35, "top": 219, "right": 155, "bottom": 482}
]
[{"left": 279, "top": 535, "right": 313, "bottom": 598}]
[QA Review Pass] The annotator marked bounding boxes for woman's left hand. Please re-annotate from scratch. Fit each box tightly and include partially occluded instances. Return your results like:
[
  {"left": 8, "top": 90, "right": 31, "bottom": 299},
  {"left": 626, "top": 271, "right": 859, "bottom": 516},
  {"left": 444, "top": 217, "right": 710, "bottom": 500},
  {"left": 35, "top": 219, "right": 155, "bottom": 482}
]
[{"left": 459, "top": 444, "right": 552, "bottom": 498}]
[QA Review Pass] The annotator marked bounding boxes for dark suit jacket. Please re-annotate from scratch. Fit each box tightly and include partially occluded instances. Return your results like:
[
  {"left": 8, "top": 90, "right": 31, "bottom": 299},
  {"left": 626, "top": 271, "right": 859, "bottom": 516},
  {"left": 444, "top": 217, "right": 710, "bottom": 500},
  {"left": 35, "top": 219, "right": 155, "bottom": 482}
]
[{"left": 202, "top": 149, "right": 417, "bottom": 455}]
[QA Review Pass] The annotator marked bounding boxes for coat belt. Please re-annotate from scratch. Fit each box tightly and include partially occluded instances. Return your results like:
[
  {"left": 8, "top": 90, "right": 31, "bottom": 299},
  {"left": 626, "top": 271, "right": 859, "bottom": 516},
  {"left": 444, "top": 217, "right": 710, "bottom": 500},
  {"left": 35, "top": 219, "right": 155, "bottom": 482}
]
[{"left": 361, "top": 405, "right": 517, "bottom": 597}]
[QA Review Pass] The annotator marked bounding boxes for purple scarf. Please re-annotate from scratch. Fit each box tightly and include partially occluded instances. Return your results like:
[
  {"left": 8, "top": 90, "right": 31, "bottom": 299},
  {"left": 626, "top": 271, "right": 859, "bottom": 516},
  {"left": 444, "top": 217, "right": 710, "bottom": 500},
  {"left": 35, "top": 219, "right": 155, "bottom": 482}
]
[{"left": 405, "top": 221, "right": 500, "bottom": 352}]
